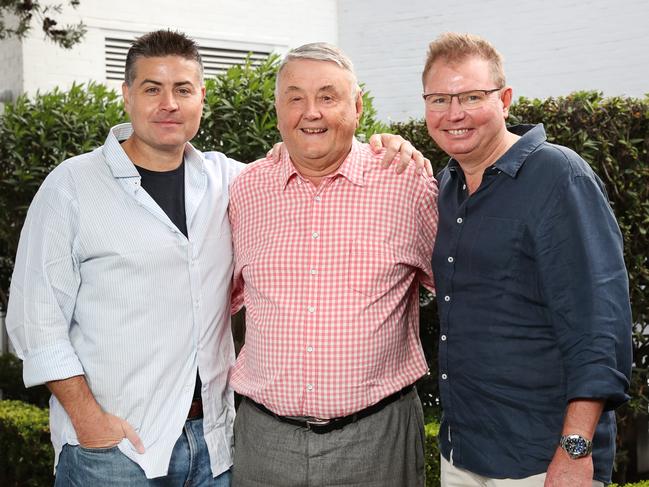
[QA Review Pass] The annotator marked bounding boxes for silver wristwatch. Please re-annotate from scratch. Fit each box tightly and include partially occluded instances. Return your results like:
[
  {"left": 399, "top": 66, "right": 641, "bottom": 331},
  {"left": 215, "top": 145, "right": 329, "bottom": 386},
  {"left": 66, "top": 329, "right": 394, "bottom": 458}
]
[{"left": 559, "top": 434, "right": 593, "bottom": 459}]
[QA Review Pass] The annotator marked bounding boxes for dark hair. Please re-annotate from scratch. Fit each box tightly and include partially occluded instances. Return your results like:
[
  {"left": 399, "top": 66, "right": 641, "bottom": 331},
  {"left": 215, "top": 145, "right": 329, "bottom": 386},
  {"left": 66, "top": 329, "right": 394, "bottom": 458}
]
[{"left": 124, "top": 30, "right": 203, "bottom": 85}]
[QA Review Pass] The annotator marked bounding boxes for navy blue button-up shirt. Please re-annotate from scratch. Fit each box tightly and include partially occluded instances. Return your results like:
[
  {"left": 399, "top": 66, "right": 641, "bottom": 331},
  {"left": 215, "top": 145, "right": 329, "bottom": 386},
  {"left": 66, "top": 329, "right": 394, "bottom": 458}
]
[{"left": 432, "top": 124, "right": 632, "bottom": 482}]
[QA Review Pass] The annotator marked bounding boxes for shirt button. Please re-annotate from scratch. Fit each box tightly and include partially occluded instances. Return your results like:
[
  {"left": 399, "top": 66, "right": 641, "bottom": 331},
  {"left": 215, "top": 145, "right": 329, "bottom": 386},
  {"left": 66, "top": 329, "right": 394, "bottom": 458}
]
[
  {"left": 312, "top": 232, "right": 319, "bottom": 239},
  {"left": 444, "top": 295, "right": 451, "bottom": 302},
  {"left": 447, "top": 256, "right": 454, "bottom": 263},
  {"left": 310, "top": 269, "right": 318, "bottom": 275},
  {"left": 441, "top": 335, "right": 447, "bottom": 341},
  {"left": 462, "top": 184, "right": 466, "bottom": 190},
  {"left": 456, "top": 217, "right": 463, "bottom": 224},
  {"left": 307, "top": 346, "right": 314, "bottom": 353},
  {"left": 441, "top": 373, "right": 448, "bottom": 380},
  {"left": 314, "top": 195, "right": 322, "bottom": 201},
  {"left": 306, "top": 384, "right": 314, "bottom": 391},
  {"left": 308, "top": 306, "right": 316, "bottom": 313}
]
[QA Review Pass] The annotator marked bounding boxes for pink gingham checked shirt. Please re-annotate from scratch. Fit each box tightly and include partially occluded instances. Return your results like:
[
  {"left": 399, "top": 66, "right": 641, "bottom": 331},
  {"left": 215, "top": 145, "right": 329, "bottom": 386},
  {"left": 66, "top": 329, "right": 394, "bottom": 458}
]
[{"left": 229, "top": 139, "right": 438, "bottom": 418}]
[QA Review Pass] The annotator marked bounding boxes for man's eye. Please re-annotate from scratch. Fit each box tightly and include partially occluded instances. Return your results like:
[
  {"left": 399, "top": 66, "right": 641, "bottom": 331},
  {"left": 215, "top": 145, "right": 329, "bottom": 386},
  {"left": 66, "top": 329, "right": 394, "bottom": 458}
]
[
  {"left": 145, "top": 87, "right": 159, "bottom": 94},
  {"left": 463, "top": 93, "right": 484, "bottom": 104},
  {"left": 429, "top": 96, "right": 448, "bottom": 105}
]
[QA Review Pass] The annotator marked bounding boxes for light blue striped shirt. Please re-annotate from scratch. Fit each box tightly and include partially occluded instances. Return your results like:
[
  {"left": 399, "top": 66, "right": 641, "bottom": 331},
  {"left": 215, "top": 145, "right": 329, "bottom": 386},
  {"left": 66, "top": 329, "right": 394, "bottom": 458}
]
[{"left": 6, "top": 123, "right": 244, "bottom": 478}]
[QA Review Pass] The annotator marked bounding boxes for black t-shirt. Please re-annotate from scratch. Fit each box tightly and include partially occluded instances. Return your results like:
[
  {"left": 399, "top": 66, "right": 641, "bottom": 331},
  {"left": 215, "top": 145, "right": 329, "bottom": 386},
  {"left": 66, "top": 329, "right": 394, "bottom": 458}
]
[{"left": 135, "top": 161, "right": 202, "bottom": 400}]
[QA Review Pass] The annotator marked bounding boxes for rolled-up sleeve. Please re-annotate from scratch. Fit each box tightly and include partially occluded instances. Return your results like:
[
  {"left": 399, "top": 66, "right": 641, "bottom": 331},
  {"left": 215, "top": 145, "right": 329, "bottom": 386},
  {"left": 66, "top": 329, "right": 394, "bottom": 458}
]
[
  {"left": 6, "top": 172, "right": 84, "bottom": 387},
  {"left": 536, "top": 170, "right": 632, "bottom": 409}
]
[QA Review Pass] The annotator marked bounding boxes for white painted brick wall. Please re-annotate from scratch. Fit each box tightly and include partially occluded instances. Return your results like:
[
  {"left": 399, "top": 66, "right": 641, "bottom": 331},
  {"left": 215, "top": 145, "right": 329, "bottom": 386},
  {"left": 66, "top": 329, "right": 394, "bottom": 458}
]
[
  {"left": 0, "top": 35, "right": 24, "bottom": 103},
  {"left": 13, "top": 0, "right": 338, "bottom": 95},
  {"left": 338, "top": 0, "right": 649, "bottom": 122}
]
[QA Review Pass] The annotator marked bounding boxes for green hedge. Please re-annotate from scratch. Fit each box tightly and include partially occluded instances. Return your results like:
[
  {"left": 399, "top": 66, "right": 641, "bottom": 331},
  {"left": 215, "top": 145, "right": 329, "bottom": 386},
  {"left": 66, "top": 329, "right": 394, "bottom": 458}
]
[
  {"left": 0, "top": 353, "right": 50, "bottom": 408},
  {"left": 0, "top": 400, "right": 53, "bottom": 487},
  {"left": 425, "top": 421, "right": 441, "bottom": 487}
]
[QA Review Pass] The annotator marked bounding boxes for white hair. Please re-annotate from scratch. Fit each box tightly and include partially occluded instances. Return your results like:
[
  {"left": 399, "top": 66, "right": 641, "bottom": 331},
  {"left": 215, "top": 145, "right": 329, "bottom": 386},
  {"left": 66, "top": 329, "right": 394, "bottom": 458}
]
[{"left": 275, "top": 42, "right": 361, "bottom": 98}]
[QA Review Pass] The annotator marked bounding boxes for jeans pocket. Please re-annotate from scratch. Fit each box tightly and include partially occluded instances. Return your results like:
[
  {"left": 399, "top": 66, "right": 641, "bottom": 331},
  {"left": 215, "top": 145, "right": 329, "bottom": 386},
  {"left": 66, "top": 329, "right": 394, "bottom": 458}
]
[{"left": 77, "top": 444, "right": 120, "bottom": 454}]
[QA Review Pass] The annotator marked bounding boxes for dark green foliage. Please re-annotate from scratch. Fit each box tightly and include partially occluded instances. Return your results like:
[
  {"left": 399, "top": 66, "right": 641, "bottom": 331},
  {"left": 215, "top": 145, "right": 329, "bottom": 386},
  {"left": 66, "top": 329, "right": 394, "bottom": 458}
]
[
  {"left": 195, "top": 55, "right": 281, "bottom": 162},
  {"left": 0, "top": 354, "right": 50, "bottom": 407},
  {"left": 0, "top": 400, "right": 53, "bottom": 487},
  {"left": 0, "top": 81, "right": 127, "bottom": 310},
  {"left": 425, "top": 421, "right": 441, "bottom": 487},
  {"left": 0, "top": 0, "right": 85, "bottom": 49}
]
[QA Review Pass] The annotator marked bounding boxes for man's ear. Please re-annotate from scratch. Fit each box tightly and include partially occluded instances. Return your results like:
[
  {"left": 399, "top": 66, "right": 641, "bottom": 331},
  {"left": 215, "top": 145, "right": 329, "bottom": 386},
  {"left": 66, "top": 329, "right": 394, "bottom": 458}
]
[
  {"left": 122, "top": 82, "right": 131, "bottom": 114},
  {"left": 501, "top": 86, "right": 514, "bottom": 118},
  {"left": 355, "top": 90, "right": 364, "bottom": 127}
]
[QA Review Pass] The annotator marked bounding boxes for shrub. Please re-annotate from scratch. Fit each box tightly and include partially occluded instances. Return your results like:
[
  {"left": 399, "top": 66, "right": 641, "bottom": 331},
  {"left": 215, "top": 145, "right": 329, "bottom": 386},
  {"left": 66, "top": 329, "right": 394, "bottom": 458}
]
[
  {"left": 425, "top": 421, "right": 441, "bottom": 487},
  {"left": 0, "top": 82, "right": 127, "bottom": 310},
  {"left": 0, "top": 400, "right": 53, "bottom": 487},
  {"left": 195, "top": 55, "right": 281, "bottom": 162},
  {"left": 0, "top": 354, "right": 49, "bottom": 407}
]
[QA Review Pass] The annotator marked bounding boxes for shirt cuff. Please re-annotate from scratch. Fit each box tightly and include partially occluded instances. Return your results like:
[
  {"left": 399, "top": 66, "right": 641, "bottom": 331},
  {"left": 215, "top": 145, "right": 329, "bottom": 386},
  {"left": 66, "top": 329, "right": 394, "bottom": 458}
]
[
  {"left": 566, "top": 363, "right": 630, "bottom": 410},
  {"left": 22, "top": 341, "right": 85, "bottom": 387}
]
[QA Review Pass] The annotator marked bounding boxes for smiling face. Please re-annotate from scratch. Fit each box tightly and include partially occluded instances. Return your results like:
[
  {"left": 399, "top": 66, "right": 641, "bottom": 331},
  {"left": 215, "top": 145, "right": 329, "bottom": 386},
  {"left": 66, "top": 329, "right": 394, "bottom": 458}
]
[
  {"left": 423, "top": 55, "right": 512, "bottom": 167},
  {"left": 121, "top": 55, "right": 205, "bottom": 164},
  {"left": 275, "top": 58, "right": 362, "bottom": 180}
]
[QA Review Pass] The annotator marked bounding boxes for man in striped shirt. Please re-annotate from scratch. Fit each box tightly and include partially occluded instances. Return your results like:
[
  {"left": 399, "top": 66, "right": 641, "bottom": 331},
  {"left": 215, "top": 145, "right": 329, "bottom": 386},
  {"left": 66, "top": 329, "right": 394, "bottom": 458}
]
[{"left": 229, "top": 43, "right": 438, "bottom": 487}]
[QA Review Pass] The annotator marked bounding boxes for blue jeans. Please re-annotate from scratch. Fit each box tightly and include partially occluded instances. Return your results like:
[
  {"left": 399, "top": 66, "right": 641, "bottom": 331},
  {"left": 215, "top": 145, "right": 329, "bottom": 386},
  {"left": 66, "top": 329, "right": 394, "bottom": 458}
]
[{"left": 54, "top": 418, "right": 231, "bottom": 486}]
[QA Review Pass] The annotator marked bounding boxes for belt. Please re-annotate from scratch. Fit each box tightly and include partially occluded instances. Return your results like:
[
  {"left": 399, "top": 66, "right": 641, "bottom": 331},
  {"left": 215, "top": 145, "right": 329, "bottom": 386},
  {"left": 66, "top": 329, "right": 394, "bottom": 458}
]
[
  {"left": 187, "top": 398, "right": 203, "bottom": 420},
  {"left": 248, "top": 384, "right": 414, "bottom": 434}
]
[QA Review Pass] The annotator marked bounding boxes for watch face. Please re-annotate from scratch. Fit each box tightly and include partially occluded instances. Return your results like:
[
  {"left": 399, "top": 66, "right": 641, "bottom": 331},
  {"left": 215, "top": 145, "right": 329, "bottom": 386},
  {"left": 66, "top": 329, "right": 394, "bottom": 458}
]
[
  {"left": 565, "top": 436, "right": 589, "bottom": 455},
  {"left": 562, "top": 434, "right": 592, "bottom": 458}
]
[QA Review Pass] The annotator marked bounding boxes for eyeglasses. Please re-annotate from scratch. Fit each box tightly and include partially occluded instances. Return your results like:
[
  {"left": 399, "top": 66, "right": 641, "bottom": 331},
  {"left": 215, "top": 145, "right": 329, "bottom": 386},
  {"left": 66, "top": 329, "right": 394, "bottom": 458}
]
[{"left": 422, "top": 87, "right": 503, "bottom": 111}]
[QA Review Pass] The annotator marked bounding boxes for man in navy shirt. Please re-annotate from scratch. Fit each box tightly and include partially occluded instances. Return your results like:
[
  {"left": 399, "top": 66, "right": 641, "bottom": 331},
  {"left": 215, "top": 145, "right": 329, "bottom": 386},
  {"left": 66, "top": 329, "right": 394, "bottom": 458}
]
[{"left": 423, "top": 33, "right": 632, "bottom": 486}]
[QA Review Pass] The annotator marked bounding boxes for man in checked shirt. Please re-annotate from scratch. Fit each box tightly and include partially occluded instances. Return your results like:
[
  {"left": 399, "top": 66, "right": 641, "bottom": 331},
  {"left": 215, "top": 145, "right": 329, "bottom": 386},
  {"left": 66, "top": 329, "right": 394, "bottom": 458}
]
[{"left": 229, "top": 43, "right": 438, "bottom": 487}]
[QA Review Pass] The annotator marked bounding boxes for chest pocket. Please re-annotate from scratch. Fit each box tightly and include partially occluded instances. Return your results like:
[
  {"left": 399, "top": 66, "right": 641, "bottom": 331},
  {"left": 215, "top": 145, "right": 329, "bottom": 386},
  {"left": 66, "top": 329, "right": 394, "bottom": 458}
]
[
  {"left": 347, "top": 239, "right": 397, "bottom": 296},
  {"left": 469, "top": 217, "right": 524, "bottom": 280}
]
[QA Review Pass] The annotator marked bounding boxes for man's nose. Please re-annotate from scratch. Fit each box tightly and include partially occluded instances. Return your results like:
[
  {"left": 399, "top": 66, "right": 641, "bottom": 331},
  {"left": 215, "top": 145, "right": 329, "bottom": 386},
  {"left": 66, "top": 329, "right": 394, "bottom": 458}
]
[
  {"left": 159, "top": 91, "right": 179, "bottom": 111},
  {"left": 303, "top": 99, "right": 322, "bottom": 120},
  {"left": 446, "top": 96, "right": 465, "bottom": 120}
]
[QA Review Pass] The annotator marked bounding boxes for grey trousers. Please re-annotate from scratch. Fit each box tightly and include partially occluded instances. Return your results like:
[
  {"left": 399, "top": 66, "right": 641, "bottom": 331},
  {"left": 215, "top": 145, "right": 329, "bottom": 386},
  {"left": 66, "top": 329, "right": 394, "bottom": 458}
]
[{"left": 232, "top": 387, "right": 425, "bottom": 487}]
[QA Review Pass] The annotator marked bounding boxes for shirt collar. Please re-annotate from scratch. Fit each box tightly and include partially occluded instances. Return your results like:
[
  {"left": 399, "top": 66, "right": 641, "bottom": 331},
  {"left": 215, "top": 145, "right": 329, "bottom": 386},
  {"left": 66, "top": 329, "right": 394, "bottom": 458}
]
[
  {"left": 448, "top": 124, "right": 547, "bottom": 179},
  {"left": 279, "top": 138, "right": 365, "bottom": 189},
  {"left": 102, "top": 122, "right": 205, "bottom": 179}
]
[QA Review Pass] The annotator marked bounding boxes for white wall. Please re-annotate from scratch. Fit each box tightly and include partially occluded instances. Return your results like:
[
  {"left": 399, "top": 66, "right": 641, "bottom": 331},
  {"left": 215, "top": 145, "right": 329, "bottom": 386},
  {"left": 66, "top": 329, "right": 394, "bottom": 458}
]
[
  {"left": 5, "top": 0, "right": 338, "bottom": 96},
  {"left": 0, "top": 35, "right": 23, "bottom": 103},
  {"left": 338, "top": 0, "right": 649, "bottom": 122}
]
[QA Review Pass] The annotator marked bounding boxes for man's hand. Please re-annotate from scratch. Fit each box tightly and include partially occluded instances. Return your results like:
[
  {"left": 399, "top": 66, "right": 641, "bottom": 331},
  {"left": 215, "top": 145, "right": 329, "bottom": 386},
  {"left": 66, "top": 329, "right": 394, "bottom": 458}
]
[
  {"left": 47, "top": 375, "right": 145, "bottom": 453},
  {"left": 268, "top": 142, "right": 283, "bottom": 162},
  {"left": 545, "top": 447, "right": 593, "bottom": 487},
  {"left": 76, "top": 409, "right": 145, "bottom": 453},
  {"left": 369, "top": 133, "right": 433, "bottom": 176}
]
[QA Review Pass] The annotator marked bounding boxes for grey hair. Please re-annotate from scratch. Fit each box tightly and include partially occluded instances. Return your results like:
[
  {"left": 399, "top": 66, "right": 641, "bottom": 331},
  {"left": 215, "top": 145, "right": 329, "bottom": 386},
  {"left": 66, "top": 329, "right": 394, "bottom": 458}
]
[{"left": 275, "top": 42, "right": 361, "bottom": 98}]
